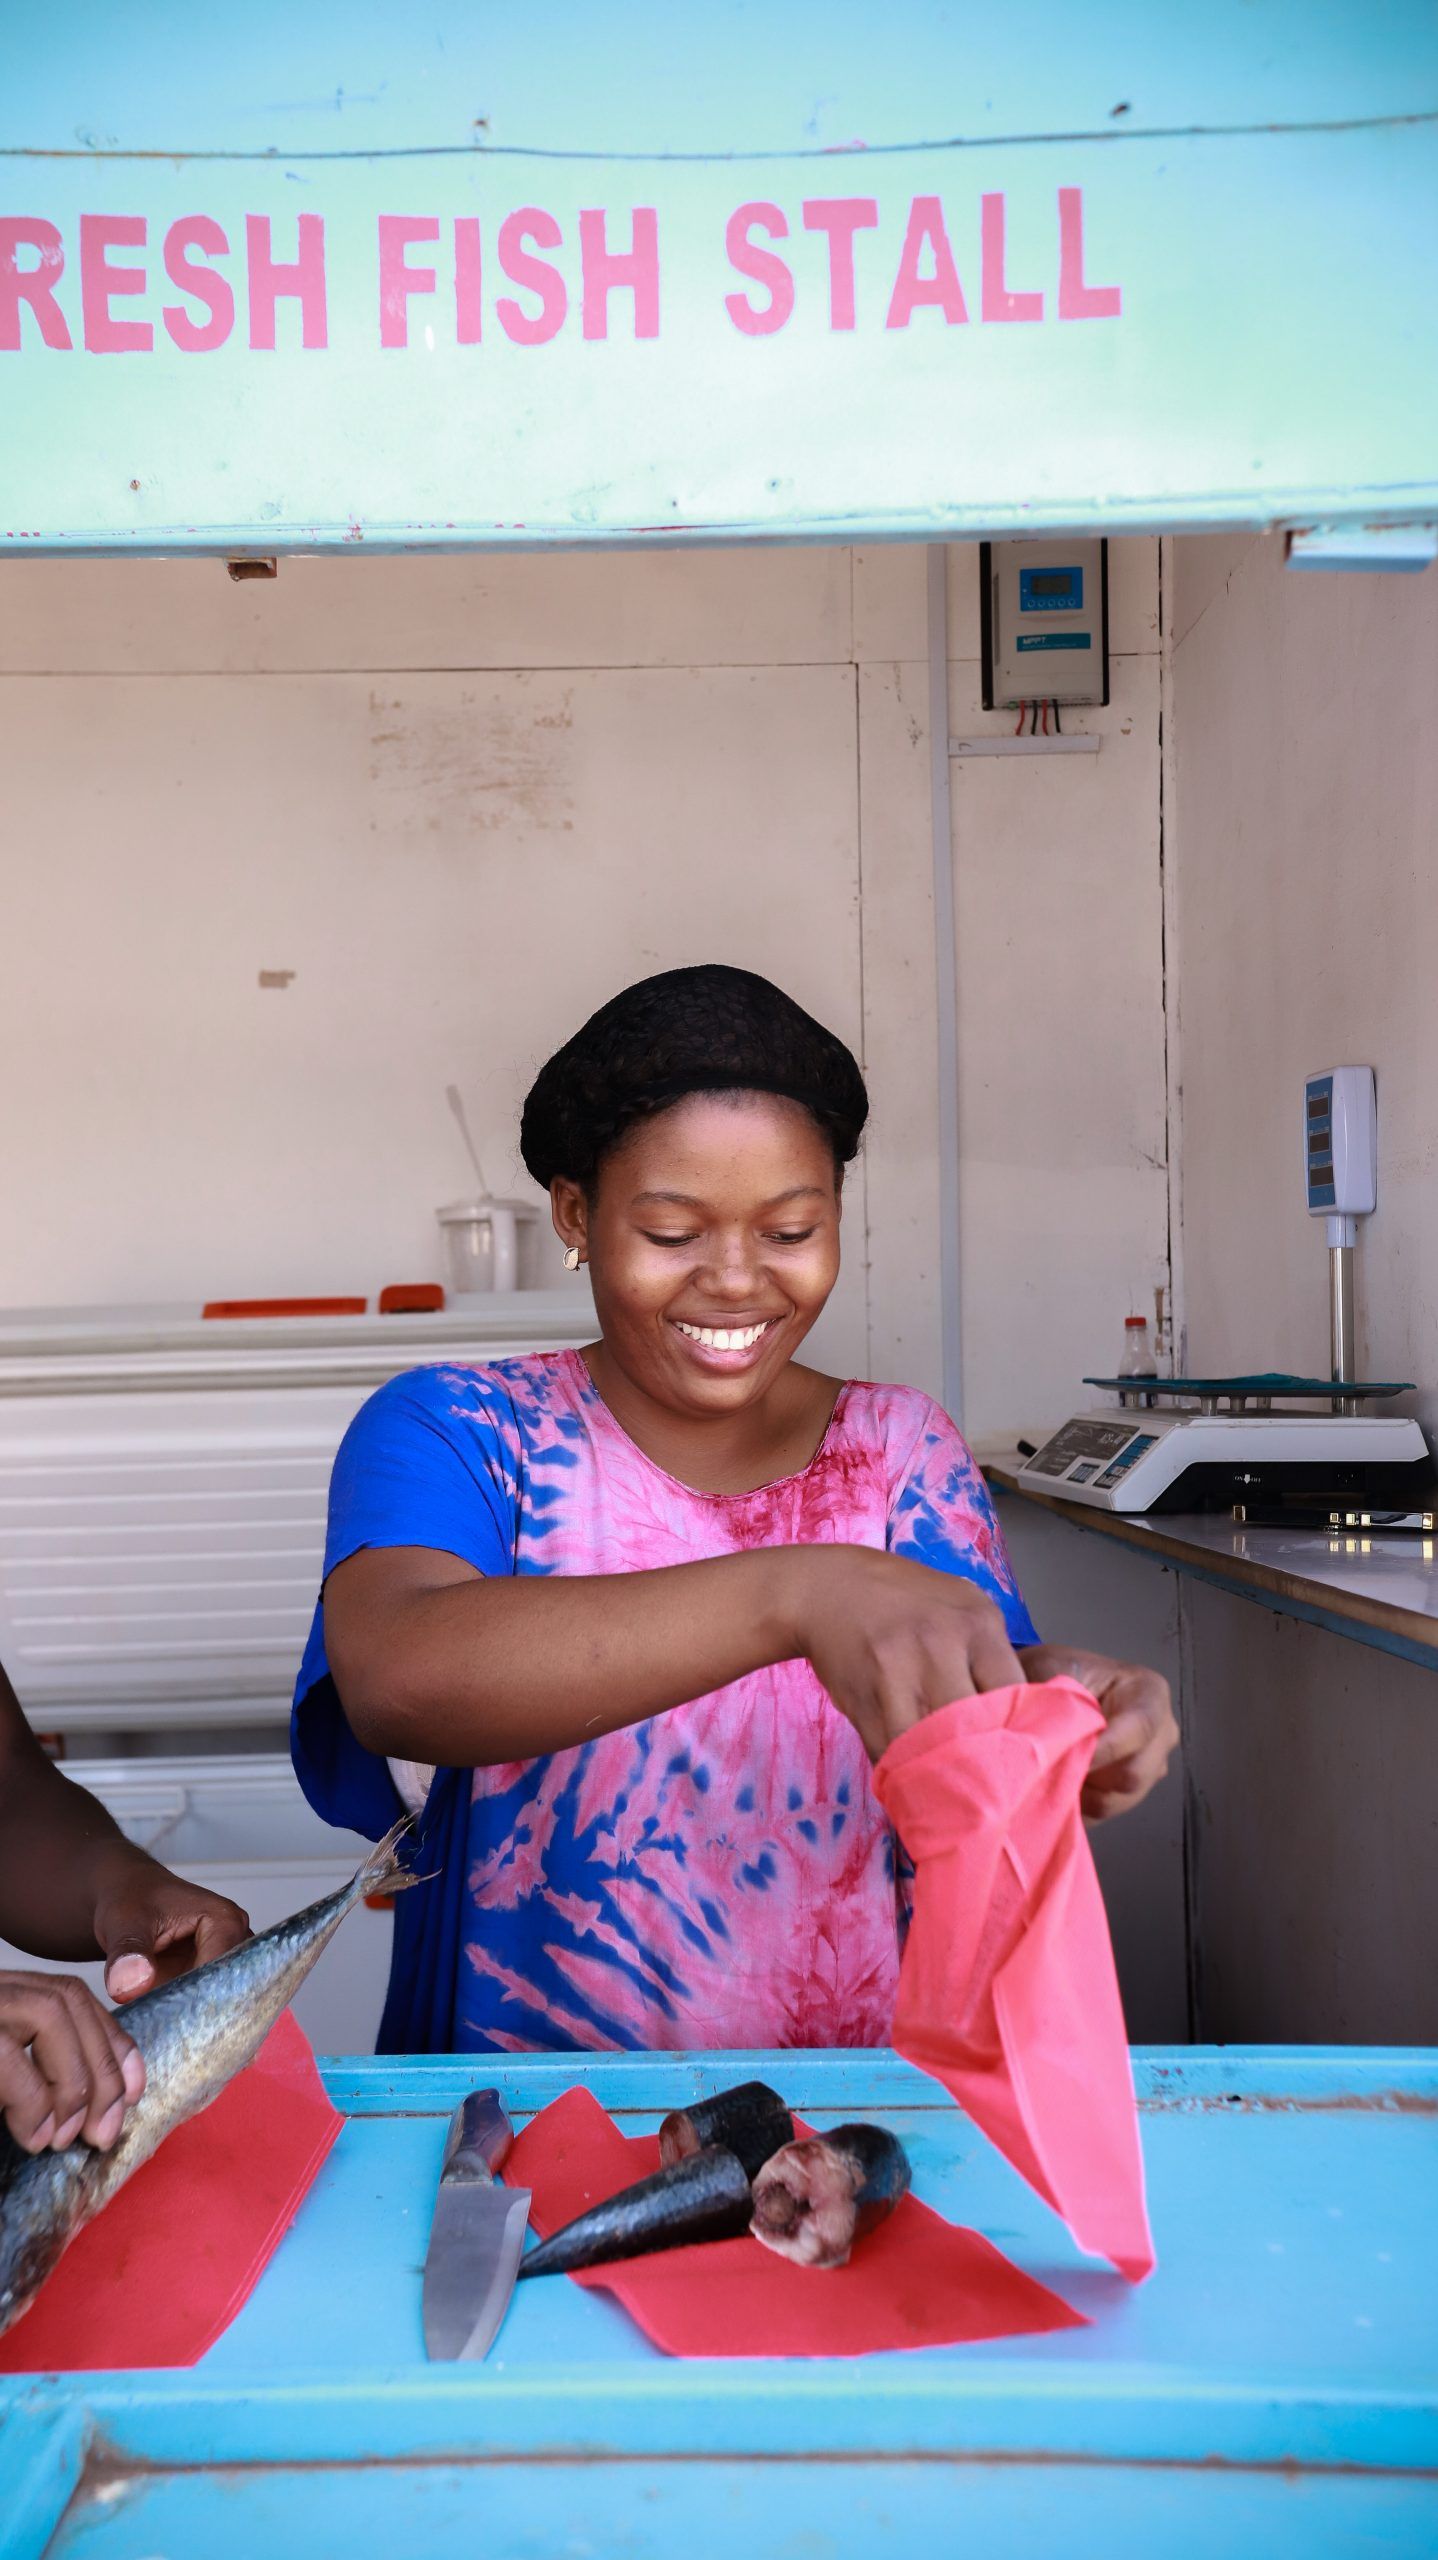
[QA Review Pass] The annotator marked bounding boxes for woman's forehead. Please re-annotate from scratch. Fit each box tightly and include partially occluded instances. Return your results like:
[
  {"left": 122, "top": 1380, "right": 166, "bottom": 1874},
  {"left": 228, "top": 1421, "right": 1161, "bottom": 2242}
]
[{"left": 607, "top": 1091, "right": 837, "bottom": 1196}]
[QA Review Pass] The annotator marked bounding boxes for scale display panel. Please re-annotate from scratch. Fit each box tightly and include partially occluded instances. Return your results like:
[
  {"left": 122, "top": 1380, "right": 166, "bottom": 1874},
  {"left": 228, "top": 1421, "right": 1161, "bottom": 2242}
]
[{"left": 1025, "top": 1418, "right": 1144, "bottom": 1480}]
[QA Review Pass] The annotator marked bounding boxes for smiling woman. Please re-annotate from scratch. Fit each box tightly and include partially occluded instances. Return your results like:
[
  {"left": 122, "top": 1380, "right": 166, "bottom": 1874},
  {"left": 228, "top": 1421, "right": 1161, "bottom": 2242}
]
[{"left": 291, "top": 966, "right": 1177, "bottom": 2057}]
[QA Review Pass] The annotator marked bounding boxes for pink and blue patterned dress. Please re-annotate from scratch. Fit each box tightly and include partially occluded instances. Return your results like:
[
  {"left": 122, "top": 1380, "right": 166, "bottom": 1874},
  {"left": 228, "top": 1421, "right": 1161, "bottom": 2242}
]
[{"left": 292, "top": 1349, "right": 1035, "bottom": 2055}]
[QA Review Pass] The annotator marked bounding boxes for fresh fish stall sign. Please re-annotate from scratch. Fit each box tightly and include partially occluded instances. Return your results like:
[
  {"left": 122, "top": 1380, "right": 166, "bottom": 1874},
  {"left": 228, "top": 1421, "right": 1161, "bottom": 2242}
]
[{"left": 2, "top": 2, "right": 1437, "bottom": 549}]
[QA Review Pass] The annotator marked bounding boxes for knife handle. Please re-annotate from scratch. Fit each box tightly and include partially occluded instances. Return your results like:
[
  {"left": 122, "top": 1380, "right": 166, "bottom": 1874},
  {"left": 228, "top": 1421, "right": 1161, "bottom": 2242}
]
[{"left": 440, "top": 2086, "right": 514, "bottom": 2185}]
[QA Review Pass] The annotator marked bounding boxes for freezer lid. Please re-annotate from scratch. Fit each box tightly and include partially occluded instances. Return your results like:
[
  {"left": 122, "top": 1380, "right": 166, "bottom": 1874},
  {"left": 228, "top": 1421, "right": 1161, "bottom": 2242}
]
[{"left": 0, "top": 1288, "right": 597, "bottom": 1385}]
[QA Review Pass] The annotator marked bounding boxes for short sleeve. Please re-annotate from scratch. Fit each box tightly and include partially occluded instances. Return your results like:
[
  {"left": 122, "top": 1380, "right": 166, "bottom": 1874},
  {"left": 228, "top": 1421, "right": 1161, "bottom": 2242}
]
[
  {"left": 887, "top": 1398, "right": 1039, "bottom": 1647},
  {"left": 291, "top": 1365, "right": 525, "bottom": 1848},
  {"left": 321, "top": 1365, "right": 520, "bottom": 1584}
]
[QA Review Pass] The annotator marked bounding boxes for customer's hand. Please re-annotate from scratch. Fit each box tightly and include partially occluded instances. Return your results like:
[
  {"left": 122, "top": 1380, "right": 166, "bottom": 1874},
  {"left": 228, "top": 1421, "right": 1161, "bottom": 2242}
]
[
  {"left": 90, "top": 1856, "right": 251, "bottom": 2002},
  {"left": 0, "top": 1970, "right": 144, "bottom": 2153},
  {"left": 1019, "top": 1644, "right": 1179, "bottom": 1818}
]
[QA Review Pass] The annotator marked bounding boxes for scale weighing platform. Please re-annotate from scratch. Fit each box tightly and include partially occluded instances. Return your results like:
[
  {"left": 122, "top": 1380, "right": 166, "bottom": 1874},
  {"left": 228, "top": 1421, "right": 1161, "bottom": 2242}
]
[{"left": 1018, "top": 1376, "right": 1434, "bottom": 1516}]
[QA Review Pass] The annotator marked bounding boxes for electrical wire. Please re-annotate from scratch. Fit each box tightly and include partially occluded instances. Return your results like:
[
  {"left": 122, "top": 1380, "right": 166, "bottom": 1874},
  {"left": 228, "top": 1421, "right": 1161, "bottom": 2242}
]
[
  {"left": 1041, "top": 698, "right": 1050, "bottom": 735},
  {"left": 1054, "top": 700, "right": 1063, "bottom": 734},
  {"left": 1014, "top": 700, "right": 1027, "bottom": 736}
]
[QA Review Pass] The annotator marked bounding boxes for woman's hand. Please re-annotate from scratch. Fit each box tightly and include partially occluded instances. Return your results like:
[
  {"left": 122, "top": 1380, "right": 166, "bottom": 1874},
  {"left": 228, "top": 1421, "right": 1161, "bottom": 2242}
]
[
  {"left": 89, "top": 1855, "right": 251, "bottom": 2003},
  {"left": 1019, "top": 1644, "right": 1179, "bottom": 1819},
  {"left": 790, "top": 1547, "right": 1028, "bottom": 1760},
  {"left": 0, "top": 1971, "right": 145, "bottom": 2154},
  {"left": 787, "top": 1554, "right": 1178, "bottom": 1820}
]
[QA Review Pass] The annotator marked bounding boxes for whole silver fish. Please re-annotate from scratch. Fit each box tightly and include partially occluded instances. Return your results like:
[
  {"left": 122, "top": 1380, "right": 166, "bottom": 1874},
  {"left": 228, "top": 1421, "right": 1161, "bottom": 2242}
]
[{"left": 0, "top": 1819, "right": 414, "bottom": 2337}]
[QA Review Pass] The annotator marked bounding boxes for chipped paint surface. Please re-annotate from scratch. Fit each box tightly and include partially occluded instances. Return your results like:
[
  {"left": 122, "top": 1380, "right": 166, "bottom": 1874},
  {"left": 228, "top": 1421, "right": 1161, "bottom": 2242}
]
[
  {"left": 1, "top": 2042, "right": 1436, "bottom": 2552},
  {"left": 1, "top": 5, "right": 1437, "bottom": 550}
]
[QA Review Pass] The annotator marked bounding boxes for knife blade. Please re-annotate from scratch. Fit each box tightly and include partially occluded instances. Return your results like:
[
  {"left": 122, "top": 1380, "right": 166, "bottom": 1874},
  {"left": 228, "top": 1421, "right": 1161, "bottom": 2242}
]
[{"left": 422, "top": 2086, "right": 531, "bottom": 2361}]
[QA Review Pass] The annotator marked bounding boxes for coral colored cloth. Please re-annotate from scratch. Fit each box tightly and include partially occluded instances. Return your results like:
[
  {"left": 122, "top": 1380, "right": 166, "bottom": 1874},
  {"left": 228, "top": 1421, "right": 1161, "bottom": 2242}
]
[
  {"left": 873, "top": 1679, "right": 1155, "bottom": 2284},
  {"left": 292, "top": 1349, "right": 1036, "bottom": 2055},
  {"left": 503, "top": 2083, "right": 1083, "bottom": 2356},
  {"left": 0, "top": 2010, "right": 343, "bottom": 2372}
]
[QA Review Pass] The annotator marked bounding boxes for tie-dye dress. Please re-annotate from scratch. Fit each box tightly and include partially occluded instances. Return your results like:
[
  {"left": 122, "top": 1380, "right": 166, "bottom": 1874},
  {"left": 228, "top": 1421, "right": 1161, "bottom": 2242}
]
[{"left": 292, "top": 1349, "right": 1036, "bottom": 2055}]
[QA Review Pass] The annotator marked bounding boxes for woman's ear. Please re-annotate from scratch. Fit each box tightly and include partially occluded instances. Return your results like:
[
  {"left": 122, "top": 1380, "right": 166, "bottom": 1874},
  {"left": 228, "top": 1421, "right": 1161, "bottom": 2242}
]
[{"left": 550, "top": 1177, "right": 589, "bottom": 1265}]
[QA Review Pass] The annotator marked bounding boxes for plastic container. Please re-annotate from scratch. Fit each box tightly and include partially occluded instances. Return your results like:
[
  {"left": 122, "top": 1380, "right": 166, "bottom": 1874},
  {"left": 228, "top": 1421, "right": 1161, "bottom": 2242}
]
[{"left": 435, "top": 1197, "right": 542, "bottom": 1295}]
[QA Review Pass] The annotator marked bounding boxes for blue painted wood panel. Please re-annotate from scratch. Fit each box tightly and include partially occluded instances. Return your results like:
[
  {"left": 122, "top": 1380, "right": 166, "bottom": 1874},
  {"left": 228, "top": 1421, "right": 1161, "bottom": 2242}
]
[
  {"left": 0, "top": 2043, "right": 1435, "bottom": 2560},
  {"left": 36, "top": 2454, "right": 1438, "bottom": 2560}
]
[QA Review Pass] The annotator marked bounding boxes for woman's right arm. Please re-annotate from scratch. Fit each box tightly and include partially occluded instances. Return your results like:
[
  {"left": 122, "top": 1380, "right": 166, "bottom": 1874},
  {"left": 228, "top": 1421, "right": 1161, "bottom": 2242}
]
[{"left": 323, "top": 1541, "right": 1028, "bottom": 1769}]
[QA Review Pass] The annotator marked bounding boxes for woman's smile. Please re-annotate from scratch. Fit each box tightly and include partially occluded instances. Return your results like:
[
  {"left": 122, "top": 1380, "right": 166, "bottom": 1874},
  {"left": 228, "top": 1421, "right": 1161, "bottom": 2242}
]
[{"left": 668, "top": 1313, "right": 787, "bottom": 1369}]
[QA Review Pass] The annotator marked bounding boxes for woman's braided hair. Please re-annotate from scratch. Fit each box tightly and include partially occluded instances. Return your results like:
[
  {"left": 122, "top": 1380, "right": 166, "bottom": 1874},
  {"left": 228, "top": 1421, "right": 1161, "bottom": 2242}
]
[{"left": 520, "top": 965, "right": 868, "bottom": 1191}]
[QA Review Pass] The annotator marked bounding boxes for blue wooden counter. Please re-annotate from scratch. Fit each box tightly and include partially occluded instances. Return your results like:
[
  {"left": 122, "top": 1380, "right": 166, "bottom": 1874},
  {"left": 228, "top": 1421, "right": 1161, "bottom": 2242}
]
[{"left": 3, "top": 2048, "right": 1437, "bottom": 2559}]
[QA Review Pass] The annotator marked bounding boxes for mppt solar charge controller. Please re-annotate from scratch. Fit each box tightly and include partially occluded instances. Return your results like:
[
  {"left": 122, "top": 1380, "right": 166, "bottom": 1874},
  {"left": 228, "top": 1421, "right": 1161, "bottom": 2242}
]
[{"left": 980, "top": 537, "right": 1110, "bottom": 709}]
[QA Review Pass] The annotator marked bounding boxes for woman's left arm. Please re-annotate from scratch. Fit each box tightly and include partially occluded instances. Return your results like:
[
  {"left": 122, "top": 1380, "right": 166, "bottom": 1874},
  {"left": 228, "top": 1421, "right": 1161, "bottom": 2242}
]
[
  {"left": 888, "top": 1402, "right": 1178, "bottom": 1818},
  {"left": 0, "top": 1667, "right": 250, "bottom": 1997}
]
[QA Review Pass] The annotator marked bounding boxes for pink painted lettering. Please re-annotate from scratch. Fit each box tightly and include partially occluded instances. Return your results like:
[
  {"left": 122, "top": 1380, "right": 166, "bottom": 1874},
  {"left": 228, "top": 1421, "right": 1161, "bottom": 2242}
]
[
  {"left": 980, "top": 192, "right": 1043, "bottom": 322},
  {"left": 724, "top": 203, "right": 793, "bottom": 336},
  {"left": 801, "top": 198, "right": 878, "bottom": 330},
  {"left": 885, "top": 197, "right": 968, "bottom": 329},
  {"left": 578, "top": 207, "right": 659, "bottom": 340},
  {"left": 455, "top": 216, "right": 483, "bottom": 344},
  {"left": 246, "top": 213, "right": 328, "bottom": 350},
  {"left": 378, "top": 216, "right": 439, "bottom": 349},
  {"left": 162, "top": 216, "right": 233, "bottom": 352},
  {"left": 0, "top": 219, "right": 72, "bottom": 350},
  {"left": 497, "top": 210, "right": 567, "bottom": 345},
  {"left": 80, "top": 214, "right": 151, "bottom": 352},
  {"left": 1057, "top": 187, "right": 1122, "bottom": 320}
]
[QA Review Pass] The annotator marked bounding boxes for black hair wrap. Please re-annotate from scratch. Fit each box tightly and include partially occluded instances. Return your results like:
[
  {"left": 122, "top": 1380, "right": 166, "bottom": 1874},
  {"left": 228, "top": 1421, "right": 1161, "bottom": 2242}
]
[{"left": 520, "top": 965, "right": 869, "bottom": 1191}]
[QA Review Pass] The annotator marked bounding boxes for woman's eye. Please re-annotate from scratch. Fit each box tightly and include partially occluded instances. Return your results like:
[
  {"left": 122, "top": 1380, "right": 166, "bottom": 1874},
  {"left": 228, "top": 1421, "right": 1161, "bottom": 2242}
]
[
  {"left": 643, "top": 1232, "right": 700, "bottom": 1249},
  {"left": 768, "top": 1228, "right": 818, "bottom": 1246}
]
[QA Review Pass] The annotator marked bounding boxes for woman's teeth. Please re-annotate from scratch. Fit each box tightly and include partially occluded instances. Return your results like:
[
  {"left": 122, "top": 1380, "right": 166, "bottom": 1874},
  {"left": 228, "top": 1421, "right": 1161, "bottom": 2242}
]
[{"left": 674, "top": 1320, "right": 773, "bottom": 1351}]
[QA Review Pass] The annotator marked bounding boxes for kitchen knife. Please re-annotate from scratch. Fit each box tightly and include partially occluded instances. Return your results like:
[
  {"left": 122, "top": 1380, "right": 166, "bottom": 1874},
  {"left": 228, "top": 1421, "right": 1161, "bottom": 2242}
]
[{"left": 422, "top": 2086, "right": 531, "bottom": 2361}]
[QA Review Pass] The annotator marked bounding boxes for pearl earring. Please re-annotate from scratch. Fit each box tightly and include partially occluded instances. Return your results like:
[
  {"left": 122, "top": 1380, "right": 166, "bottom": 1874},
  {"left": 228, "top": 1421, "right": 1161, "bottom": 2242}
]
[{"left": 562, "top": 1245, "right": 581, "bottom": 1271}]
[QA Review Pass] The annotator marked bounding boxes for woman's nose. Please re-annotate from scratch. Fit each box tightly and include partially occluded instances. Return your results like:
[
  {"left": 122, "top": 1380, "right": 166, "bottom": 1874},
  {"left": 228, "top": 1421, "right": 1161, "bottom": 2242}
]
[{"left": 698, "top": 1233, "right": 764, "bottom": 1297}]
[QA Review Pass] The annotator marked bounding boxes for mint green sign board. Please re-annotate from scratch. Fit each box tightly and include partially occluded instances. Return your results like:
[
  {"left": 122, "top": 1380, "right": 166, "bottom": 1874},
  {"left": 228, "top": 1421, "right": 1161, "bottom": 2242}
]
[{"left": 3, "top": 3, "right": 1436, "bottom": 551}]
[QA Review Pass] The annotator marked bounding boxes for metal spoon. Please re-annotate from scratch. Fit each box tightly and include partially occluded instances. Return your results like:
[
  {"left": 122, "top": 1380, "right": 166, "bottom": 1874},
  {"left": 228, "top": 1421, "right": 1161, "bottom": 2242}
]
[{"left": 445, "top": 1083, "right": 489, "bottom": 1199}]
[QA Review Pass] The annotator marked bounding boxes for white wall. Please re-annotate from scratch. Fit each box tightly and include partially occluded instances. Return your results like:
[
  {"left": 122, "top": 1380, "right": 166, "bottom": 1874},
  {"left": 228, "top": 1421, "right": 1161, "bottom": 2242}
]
[
  {"left": 1170, "top": 533, "right": 1438, "bottom": 1436},
  {"left": 1164, "top": 532, "right": 1438, "bottom": 2042},
  {"left": 843, "top": 536, "right": 1170, "bottom": 1446},
  {"left": 949, "top": 542, "right": 1169, "bottom": 1450},
  {"left": 0, "top": 546, "right": 945, "bottom": 1392},
  {"left": 1, "top": 537, "right": 1169, "bottom": 1442}
]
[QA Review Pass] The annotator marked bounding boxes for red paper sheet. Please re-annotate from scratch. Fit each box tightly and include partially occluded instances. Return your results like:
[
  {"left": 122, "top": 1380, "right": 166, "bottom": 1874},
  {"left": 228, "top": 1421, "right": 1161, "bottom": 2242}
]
[
  {"left": 873, "top": 1677, "right": 1155, "bottom": 2284},
  {"left": 503, "top": 2083, "right": 1083, "bottom": 2356},
  {"left": 0, "top": 2008, "right": 342, "bottom": 2372}
]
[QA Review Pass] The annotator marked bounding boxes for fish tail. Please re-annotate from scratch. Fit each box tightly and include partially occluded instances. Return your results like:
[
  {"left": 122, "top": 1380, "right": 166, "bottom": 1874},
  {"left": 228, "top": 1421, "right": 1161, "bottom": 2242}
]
[{"left": 354, "top": 1815, "right": 422, "bottom": 1903}]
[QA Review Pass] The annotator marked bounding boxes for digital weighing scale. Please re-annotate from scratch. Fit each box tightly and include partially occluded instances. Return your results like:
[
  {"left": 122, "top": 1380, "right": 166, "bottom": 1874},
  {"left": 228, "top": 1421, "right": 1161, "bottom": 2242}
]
[
  {"left": 1018, "top": 1376, "right": 1433, "bottom": 1515},
  {"left": 1019, "top": 1068, "right": 1437, "bottom": 1516}
]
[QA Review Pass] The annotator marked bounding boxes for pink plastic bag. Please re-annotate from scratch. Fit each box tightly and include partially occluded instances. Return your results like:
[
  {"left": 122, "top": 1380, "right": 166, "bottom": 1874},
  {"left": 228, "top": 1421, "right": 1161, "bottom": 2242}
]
[{"left": 873, "top": 1677, "right": 1154, "bottom": 2283}]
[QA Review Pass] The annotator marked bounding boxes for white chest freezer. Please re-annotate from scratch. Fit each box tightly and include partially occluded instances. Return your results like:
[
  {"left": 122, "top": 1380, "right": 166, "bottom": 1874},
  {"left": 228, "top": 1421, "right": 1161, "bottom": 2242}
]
[
  {"left": 0, "top": 1290, "right": 594, "bottom": 1728},
  {"left": 0, "top": 1290, "right": 594, "bottom": 2050}
]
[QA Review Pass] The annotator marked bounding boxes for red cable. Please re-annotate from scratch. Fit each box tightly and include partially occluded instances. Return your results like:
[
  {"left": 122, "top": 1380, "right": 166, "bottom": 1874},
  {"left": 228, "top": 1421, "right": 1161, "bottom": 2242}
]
[{"left": 1015, "top": 700, "right": 1027, "bottom": 736}]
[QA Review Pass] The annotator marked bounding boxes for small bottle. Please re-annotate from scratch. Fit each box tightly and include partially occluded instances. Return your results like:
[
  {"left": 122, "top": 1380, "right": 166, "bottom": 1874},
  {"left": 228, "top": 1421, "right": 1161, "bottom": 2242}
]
[
  {"left": 1119, "top": 1314, "right": 1153, "bottom": 1407},
  {"left": 1119, "top": 1315, "right": 1153, "bottom": 1376}
]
